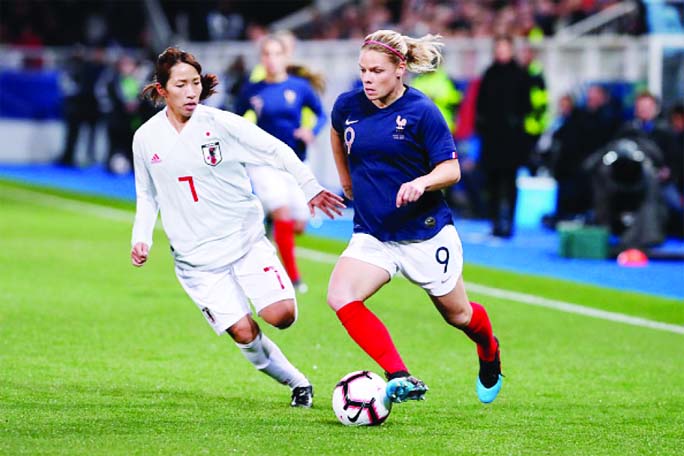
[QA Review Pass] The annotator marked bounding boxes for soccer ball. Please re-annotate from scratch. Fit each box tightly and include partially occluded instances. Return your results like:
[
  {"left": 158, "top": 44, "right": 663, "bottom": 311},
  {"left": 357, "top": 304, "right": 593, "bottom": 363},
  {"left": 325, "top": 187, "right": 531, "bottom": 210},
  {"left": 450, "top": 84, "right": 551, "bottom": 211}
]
[{"left": 332, "top": 370, "right": 392, "bottom": 426}]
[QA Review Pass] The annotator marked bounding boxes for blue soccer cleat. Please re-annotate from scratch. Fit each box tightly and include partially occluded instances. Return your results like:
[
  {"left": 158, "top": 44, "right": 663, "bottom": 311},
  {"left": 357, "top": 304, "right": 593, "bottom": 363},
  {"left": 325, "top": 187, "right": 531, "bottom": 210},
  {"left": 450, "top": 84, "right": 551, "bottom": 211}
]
[
  {"left": 385, "top": 375, "right": 428, "bottom": 403},
  {"left": 476, "top": 374, "right": 503, "bottom": 404},
  {"left": 476, "top": 337, "right": 503, "bottom": 404}
]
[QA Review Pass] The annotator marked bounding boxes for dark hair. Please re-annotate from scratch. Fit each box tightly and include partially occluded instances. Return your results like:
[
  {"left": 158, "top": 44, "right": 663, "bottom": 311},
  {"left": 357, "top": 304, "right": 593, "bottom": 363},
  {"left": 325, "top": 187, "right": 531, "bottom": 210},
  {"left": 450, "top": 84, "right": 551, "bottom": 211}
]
[
  {"left": 141, "top": 47, "right": 219, "bottom": 105},
  {"left": 670, "top": 102, "right": 684, "bottom": 117}
]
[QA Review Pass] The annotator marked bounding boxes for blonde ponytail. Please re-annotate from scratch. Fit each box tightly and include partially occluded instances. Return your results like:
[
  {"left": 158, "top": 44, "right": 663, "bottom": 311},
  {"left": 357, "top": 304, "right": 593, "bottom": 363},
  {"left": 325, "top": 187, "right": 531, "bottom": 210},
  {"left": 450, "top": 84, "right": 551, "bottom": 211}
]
[
  {"left": 404, "top": 34, "right": 443, "bottom": 73},
  {"left": 362, "top": 30, "right": 443, "bottom": 74}
]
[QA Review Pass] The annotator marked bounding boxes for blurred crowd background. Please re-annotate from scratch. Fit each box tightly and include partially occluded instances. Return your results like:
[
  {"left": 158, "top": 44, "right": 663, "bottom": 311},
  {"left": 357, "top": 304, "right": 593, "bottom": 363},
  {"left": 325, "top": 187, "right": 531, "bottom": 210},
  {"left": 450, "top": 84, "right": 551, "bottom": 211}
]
[
  {"left": 0, "top": 0, "right": 682, "bottom": 250},
  {"left": 0, "top": 0, "right": 654, "bottom": 46}
]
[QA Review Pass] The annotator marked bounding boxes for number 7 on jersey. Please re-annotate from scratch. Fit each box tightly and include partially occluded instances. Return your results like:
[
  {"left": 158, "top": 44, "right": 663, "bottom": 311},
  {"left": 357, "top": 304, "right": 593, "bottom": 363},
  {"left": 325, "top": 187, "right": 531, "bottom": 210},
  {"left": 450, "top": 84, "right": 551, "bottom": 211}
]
[{"left": 178, "top": 176, "right": 199, "bottom": 202}]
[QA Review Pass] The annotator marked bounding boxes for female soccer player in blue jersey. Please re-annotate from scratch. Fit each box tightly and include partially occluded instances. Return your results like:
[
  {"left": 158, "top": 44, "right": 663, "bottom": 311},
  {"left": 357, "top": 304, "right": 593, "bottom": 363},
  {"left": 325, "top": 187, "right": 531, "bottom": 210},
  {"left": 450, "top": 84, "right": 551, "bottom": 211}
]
[
  {"left": 236, "top": 34, "right": 326, "bottom": 292},
  {"left": 328, "top": 30, "right": 503, "bottom": 404}
]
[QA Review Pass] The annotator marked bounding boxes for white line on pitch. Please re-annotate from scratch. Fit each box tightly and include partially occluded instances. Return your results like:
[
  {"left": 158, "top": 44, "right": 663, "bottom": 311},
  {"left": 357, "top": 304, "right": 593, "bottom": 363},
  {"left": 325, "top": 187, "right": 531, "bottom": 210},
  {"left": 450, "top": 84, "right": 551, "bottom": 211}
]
[
  {"left": 294, "top": 248, "right": 684, "bottom": 335},
  {"left": 2, "top": 185, "right": 134, "bottom": 223},
  {"left": 4, "top": 184, "right": 683, "bottom": 335}
]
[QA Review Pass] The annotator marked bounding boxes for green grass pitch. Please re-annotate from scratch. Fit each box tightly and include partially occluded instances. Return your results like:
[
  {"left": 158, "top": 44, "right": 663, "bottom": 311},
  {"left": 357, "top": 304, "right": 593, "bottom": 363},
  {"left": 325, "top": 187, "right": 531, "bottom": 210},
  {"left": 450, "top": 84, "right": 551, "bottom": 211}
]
[{"left": 1, "top": 181, "right": 683, "bottom": 455}]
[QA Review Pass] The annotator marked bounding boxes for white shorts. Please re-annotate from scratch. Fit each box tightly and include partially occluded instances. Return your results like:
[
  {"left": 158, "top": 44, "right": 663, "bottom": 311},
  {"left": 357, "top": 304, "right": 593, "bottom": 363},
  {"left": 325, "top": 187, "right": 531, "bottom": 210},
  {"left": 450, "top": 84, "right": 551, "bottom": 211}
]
[
  {"left": 175, "top": 237, "right": 296, "bottom": 335},
  {"left": 341, "top": 224, "right": 463, "bottom": 296},
  {"left": 247, "top": 165, "right": 310, "bottom": 221}
]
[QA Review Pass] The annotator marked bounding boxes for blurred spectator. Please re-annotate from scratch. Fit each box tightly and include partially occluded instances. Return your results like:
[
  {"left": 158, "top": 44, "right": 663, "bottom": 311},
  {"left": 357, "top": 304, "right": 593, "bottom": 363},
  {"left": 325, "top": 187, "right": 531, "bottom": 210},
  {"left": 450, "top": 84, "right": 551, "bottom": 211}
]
[
  {"left": 616, "top": 91, "right": 673, "bottom": 168},
  {"left": 449, "top": 79, "right": 486, "bottom": 218},
  {"left": 534, "top": 0, "right": 559, "bottom": 35},
  {"left": 102, "top": 55, "right": 142, "bottom": 174},
  {"left": 617, "top": 93, "right": 683, "bottom": 237},
  {"left": 1, "top": 0, "right": 148, "bottom": 47},
  {"left": 580, "top": 84, "right": 623, "bottom": 165},
  {"left": 542, "top": 85, "right": 621, "bottom": 226},
  {"left": 14, "top": 23, "right": 44, "bottom": 68},
  {"left": 667, "top": 103, "right": 684, "bottom": 183},
  {"left": 220, "top": 55, "right": 250, "bottom": 112},
  {"left": 0, "top": 0, "right": 649, "bottom": 45},
  {"left": 519, "top": 42, "right": 549, "bottom": 174},
  {"left": 665, "top": 103, "right": 684, "bottom": 236},
  {"left": 410, "top": 64, "right": 462, "bottom": 133},
  {"left": 410, "top": 63, "right": 475, "bottom": 216},
  {"left": 293, "top": 0, "right": 646, "bottom": 40},
  {"left": 207, "top": 0, "right": 246, "bottom": 40},
  {"left": 57, "top": 49, "right": 105, "bottom": 167},
  {"left": 475, "top": 35, "right": 531, "bottom": 238},
  {"left": 542, "top": 93, "right": 589, "bottom": 224}
]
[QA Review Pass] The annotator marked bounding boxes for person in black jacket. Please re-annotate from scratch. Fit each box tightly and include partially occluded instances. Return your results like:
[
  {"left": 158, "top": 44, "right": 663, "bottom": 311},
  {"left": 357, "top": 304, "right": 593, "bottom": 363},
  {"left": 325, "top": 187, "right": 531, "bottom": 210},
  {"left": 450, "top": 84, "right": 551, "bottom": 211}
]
[
  {"left": 57, "top": 49, "right": 104, "bottom": 167},
  {"left": 547, "top": 94, "right": 587, "bottom": 221},
  {"left": 103, "top": 55, "right": 144, "bottom": 174},
  {"left": 475, "top": 35, "right": 531, "bottom": 238},
  {"left": 543, "top": 85, "right": 622, "bottom": 227},
  {"left": 617, "top": 93, "right": 683, "bottom": 237},
  {"left": 665, "top": 104, "right": 684, "bottom": 236}
]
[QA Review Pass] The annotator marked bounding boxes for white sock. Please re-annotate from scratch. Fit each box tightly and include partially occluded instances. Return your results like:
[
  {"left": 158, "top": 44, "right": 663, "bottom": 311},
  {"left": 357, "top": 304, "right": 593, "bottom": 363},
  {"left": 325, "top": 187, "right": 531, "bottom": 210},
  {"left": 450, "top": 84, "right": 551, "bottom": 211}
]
[{"left": 236, "top": 332, "right": 309, "bottom": 389}]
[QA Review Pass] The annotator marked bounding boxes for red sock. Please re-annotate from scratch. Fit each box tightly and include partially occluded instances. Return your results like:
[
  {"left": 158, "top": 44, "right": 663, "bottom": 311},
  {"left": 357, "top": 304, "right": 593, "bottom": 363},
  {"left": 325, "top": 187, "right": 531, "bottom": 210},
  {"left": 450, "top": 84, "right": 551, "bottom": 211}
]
[
  {"left": 336, "top": 301, "right": 408, "bottom": 375},
  {"left": 463, "top": 302, "right": 498, "bottom": 361},
  {"left": 273, "top": 219, "right": 299, "bottom": 283}
]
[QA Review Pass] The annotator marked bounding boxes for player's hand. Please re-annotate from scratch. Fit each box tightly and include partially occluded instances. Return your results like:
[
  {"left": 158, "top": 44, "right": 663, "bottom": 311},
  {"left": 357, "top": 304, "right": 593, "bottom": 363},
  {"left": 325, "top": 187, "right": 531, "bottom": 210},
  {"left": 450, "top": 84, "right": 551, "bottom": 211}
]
[
  {"left": 131, "top": 242, "right": 150, "bottom": 267},
  {"left": 309, "top": 190, "right": 346, "bottom": 219},
  {"left": 396, "top": 179, "right": 426, "bottom": 207},
  {"left": 293, "top": 128, "right": 315, "bottom": 145}
]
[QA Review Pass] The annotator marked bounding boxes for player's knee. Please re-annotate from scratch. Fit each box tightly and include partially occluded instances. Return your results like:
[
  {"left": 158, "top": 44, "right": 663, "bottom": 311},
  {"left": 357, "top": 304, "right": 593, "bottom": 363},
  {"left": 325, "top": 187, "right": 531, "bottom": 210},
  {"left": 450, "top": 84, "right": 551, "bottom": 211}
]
[
  {"left": 444, "top": 305, "right": 472, "bottom": 328},
  {"left": 326, "top": 286, "right": 352, "bottom": 311},
  {"left": 227, "top": 318, "right": 259, "bottom": 344},
  {"left": 271, "top": 308, "right": 296, "bottom": 329},
  {"left": 259, "top": 299, "right": 296, "bottom": 329}
]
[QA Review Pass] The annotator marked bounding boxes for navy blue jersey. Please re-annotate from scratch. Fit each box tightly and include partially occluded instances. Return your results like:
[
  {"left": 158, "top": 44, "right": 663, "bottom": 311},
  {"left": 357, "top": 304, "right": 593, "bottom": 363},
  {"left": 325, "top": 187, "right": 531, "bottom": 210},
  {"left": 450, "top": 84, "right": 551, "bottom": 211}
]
[
  {"left": 236, "top": 76, "right": 325, "bottom": 161},
  {"left": 331, "top": 86, "right": 457, "bottom": 242}
]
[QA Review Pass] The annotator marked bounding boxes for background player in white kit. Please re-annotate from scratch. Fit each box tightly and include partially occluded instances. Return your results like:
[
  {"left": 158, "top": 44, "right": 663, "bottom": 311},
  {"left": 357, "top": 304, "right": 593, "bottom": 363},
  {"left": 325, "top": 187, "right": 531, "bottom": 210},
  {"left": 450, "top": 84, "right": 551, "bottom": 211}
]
[{"left": 130, "top": 47, "right": 344, "bottom": 407}]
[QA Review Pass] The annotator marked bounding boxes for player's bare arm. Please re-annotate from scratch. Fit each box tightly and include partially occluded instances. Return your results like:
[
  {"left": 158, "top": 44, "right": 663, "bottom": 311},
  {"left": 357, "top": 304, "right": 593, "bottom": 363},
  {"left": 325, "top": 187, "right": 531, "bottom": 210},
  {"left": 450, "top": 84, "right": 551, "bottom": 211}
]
[
  {"left": 309, "top": 189, "right": 346, "bottom": 218},
  {"left": 131, "top": 242, "right": 149, "bottom": 267},
  {"left": 330, "top": 128, "right": 353, "bottom": 200},
  {"left": 396, "top": 158, "right": 461, "bottom": 207}
]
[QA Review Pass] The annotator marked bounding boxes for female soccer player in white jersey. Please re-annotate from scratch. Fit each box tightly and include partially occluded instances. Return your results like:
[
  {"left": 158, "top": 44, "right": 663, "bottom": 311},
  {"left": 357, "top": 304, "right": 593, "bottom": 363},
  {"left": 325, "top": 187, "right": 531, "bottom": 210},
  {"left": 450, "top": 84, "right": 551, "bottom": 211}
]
[
  {"left": 328, "top": 30, "right": 503, "bottom": 404},
  {"left": 130, "top": 47, "right": 344, "bottom": 408}
]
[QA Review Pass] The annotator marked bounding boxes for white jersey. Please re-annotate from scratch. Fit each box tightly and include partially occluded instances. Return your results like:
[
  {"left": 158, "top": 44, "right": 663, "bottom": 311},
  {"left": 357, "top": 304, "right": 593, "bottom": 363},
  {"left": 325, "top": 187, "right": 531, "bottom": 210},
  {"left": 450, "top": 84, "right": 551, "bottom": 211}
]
[{"left": 131, "top": 104, "right": 324, "bottom": 270}]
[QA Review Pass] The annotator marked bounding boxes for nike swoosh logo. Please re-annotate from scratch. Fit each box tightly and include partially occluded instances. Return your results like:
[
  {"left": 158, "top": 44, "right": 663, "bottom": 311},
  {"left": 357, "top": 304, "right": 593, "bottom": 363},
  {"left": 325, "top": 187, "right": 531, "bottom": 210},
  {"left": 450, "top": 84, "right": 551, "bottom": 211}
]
[
  {"left": 346, "top": 406, "right": 364, "bottom": 423},
  {"left": 345, "top": 119, "right": 359, "bottom": 125}
]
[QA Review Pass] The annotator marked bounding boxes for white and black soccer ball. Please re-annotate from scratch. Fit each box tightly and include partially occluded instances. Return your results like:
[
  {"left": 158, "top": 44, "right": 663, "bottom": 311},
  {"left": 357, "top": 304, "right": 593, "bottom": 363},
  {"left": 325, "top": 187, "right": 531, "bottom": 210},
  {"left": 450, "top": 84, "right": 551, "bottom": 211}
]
[{"left": 332, "top": 370, "right": 392, "bottom": 426}]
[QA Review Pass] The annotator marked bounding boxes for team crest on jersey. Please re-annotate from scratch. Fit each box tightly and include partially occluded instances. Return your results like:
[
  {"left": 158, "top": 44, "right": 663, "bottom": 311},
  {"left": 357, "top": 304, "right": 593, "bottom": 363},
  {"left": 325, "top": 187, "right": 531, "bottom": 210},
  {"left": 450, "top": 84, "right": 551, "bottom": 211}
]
[
  {"left": 201, "top": 141, "right": 222, "bottom": 166},
  {"left": 393, "top": 115, "right": 407, "bottom": 140},
  {"left": 250, "top": 95, "right": 263, "bottom": 116},
  {"left": 284, "top": 89, "right": 296, "bottom": 104}
]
